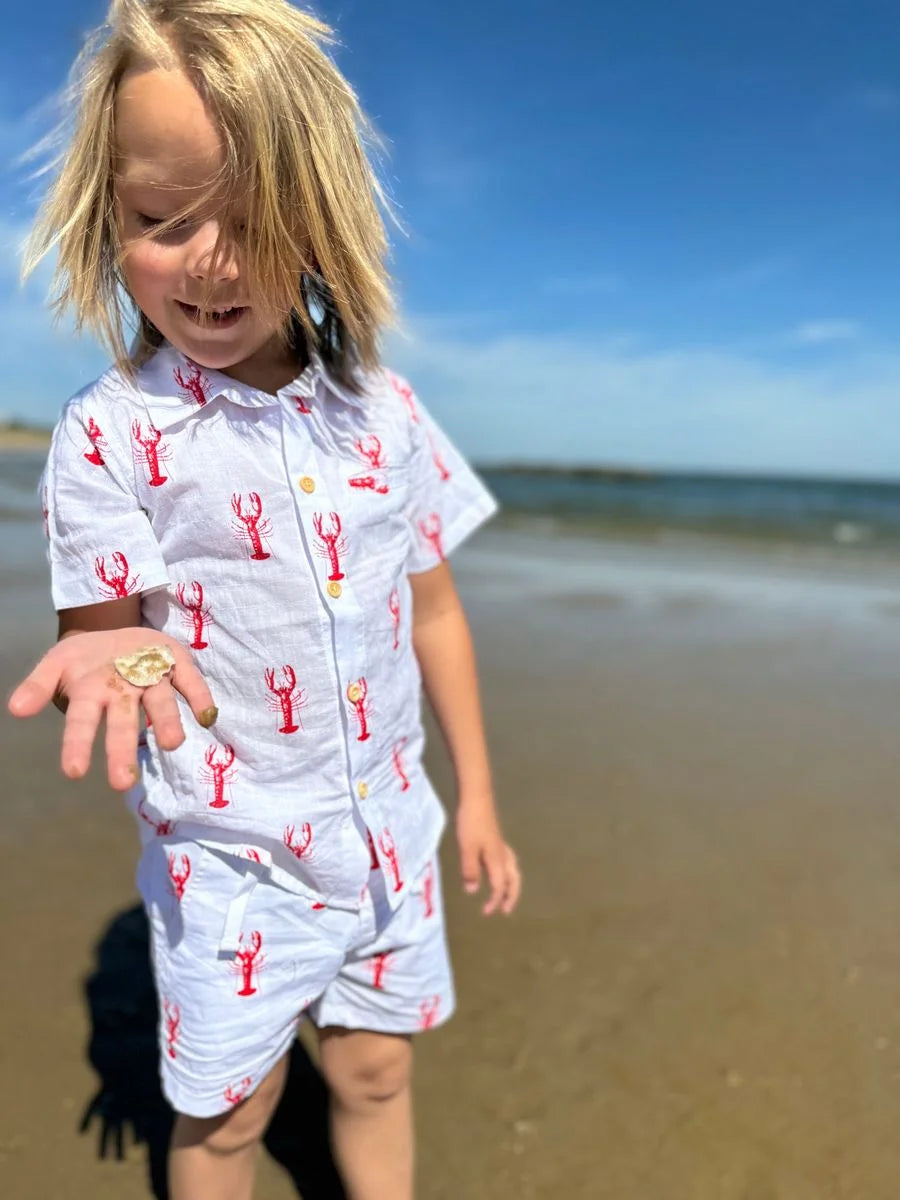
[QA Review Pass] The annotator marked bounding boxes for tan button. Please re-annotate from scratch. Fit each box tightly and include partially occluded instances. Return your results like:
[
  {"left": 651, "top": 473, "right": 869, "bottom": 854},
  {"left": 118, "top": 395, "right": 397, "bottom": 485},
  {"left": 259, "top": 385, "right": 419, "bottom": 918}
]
[
  {"left": 347, "top": 682, "right": 362, "bottom": 703},
  {"left": 299, "top": 475, "right": 316, "bottom": 494},
  {"left": 327, "top": 580, "right": 343, "bottom": 599},
  {"left": 357, "top": 781, "right": 369, "bottom": 800}
]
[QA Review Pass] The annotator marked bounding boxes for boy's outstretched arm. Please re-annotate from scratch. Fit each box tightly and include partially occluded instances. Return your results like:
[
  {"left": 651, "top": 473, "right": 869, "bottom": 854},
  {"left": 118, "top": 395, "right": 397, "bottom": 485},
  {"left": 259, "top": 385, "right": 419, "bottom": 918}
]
[
  {"left": 409, "top": 562, "right": 521, "bottom": 915},
  {"left": 7, "top": 595, "right": 217, "bottom": 791}
]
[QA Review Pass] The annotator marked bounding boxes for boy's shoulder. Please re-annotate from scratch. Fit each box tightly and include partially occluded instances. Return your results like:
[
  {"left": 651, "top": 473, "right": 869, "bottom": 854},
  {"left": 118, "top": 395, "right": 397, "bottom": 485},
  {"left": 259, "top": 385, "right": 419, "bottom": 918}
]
[
  {"left": 60, "top": 360, "right": 139, "bottom": 422},
  {"left": 356, "top": 363, "right": 422, "bottom": 423}
]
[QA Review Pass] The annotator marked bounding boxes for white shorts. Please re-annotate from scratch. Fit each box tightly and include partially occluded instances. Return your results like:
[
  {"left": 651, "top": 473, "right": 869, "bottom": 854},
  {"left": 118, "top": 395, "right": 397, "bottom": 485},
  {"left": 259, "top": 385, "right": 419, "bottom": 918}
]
[{"left": 137, "top": 838, "right": 455, "bottom": 1117}]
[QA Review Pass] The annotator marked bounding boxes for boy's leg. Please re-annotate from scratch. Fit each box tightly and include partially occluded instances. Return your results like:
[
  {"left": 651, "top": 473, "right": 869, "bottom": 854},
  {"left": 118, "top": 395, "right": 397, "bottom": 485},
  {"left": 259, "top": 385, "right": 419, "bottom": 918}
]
[
  {"left": 169, "top": 1052, "right": 288, "bottom": 1200},
  {"left": 308, "top": 855, "right": 455, "bottom": 1200},
  {"left": 318, "top": 1028, "right": 414, "bottom": 1200}
]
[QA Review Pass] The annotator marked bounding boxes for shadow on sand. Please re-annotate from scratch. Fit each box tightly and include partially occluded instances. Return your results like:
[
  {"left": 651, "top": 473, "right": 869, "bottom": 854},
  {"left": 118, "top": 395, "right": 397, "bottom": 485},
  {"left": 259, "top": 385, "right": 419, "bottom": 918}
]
[{"left": 79, "top": 903, "right": 346, "bottom": 1199}]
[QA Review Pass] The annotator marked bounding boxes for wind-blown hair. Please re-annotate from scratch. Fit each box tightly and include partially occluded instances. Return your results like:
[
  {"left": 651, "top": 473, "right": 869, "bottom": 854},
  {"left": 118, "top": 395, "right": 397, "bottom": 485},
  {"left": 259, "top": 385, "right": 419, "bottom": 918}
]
[{"left": 22, "top": 0, "right": 396, "bottom": 390}]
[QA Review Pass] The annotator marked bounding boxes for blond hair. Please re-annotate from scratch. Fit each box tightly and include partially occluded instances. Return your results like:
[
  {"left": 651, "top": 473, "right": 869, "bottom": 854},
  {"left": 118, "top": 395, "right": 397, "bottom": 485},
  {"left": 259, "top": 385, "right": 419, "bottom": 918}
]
[{"left": 22, "top": 0, "right": 396, "bottom": 389}]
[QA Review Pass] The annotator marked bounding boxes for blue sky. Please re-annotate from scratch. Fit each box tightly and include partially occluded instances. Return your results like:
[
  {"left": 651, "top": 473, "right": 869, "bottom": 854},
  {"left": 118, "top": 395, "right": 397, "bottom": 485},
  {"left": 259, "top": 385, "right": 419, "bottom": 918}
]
[{"left": 3, "top": 0, "right": 900, "bottom": 477}]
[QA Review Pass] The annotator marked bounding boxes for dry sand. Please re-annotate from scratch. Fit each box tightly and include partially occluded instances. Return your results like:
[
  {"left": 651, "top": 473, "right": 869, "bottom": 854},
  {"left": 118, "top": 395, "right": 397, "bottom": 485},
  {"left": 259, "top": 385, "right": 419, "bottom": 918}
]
[{"left": 4, "top": 527, "right": 900, "bottom": 1198}]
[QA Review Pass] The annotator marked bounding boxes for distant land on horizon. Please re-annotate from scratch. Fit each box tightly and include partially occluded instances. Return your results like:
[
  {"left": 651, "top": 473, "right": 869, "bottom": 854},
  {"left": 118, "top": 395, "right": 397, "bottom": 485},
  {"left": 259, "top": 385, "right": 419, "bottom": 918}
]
[{"left": 478, "top": 463, "right": 900, "bottom": 488}]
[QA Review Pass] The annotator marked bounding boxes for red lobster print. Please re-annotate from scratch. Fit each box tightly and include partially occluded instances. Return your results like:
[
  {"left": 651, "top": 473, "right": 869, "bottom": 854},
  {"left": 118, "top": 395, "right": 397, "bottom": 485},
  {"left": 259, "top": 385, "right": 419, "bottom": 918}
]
[
  {"left": 346, "top": 678, "right": 371, "bottom": 742},
  {"left": 293, "top": 395, "right": 312, "bottom": 415},
  {"left": 137, "top": 797, "right": 175, "bottom": 837},
  {"left": 163, "top": 999, "right": 180, "bottom": 1059},
  {"left": 167, "top": 852, "right": 192, "bottom": 901},
  {"left": 313, "top": 512, "right": 347, "bottom": 581},
  {"left": 264, "top": 665, "right": 306, "bottom": 734},
  {"left": 378, "top": 829, "right": 403, "bottom": 893},
  {"left": 392, "top": 738, "right": 410, "bottom": 792},
  {"left": 389, "top": 373, "right": 419, "bottom": 423},
  {"left": 224, "top": 1077, "right": 253, "bottom": 1105},
  {"left": 418, "top": 996, "right": 441, "bottom": 1030},
  {"left": 95, "top": 551, "right": 140, "bottom": 599},
  {"left": 418, "top": 513, "right": 445, "bottom": 562},
  {"left": 388, "top": 588, "right": 401, "bottom": 650},
  {"left": 348, "top": 435, "right": 389, "bottom": 494},
  {"left": 232, "top": 931, "right": 264, "bottom": 997},
  {"left": 175, "top": 581, "right": 212, "bottom": 649},
  {"left": 174, "top": 361, "right": 211, "bottom": 407},
  {"left": 83, "top": 416, "right": 107, "bottom": 465},
  {"left": 422, "top": 860, "right": 435, "bottom": 918},
  {"left": 427, "top": 431, "right": 451, "bottom": 482},
  {"left": 283, "top": 822, "right": 313, "bottom": 861},
  {"left": 201, "top": 744, "right": 236, "bottom": 809},
  {"left": 231, "top": 492, "right": 273, "bottom": 561},
  {"left": 370, "top": 951, "right": 394, "bottom": 991},
  {"left": 131, "top": 420, "right": 170, "bottom": 487}
]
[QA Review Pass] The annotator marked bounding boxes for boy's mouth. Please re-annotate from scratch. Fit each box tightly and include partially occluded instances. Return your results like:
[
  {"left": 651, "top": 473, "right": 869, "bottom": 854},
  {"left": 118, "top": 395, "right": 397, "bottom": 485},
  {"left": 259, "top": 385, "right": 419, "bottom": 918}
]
[{"left": 176, "top": 300, "right": 249, "bottom": 328}]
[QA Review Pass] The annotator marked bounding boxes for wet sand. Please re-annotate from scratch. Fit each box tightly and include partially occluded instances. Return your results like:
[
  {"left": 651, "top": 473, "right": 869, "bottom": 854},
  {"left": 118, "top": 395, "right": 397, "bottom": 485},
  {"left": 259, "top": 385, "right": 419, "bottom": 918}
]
[{"left": 5, "top": 526, "right": 900, "bottom": 1197}]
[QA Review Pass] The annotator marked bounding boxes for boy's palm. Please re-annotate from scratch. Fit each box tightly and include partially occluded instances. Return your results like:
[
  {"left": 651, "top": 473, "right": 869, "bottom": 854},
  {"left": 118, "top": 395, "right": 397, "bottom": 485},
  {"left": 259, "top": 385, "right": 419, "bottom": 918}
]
[{"left": 7, "top": 629, "right": 216, "bottom": 791}]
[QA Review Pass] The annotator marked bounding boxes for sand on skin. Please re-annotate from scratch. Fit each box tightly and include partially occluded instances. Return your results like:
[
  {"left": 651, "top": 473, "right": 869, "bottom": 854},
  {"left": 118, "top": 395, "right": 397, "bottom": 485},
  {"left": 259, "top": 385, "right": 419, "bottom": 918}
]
[{"left": 4, "top": 528, "right": 900, "bottom": 1197}]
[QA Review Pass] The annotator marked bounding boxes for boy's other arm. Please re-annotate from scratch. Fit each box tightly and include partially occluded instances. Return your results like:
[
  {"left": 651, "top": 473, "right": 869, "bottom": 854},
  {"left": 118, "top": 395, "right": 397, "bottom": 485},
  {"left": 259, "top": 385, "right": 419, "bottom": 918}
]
[
  {"left": 8, "top": 596, "right": 217, "bottom": 791},
  {"left": 409, "top": 563, "right": 521, "bottom": 914}
]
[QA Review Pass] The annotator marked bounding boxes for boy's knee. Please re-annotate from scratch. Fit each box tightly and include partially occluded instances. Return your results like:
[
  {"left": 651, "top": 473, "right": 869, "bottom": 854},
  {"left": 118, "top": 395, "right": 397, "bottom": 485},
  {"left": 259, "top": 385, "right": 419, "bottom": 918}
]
[
  {"left": 321, "top": 1032, "right": 412, "bottom": 1111},
  {"left": 175, "top": 1057, "right": 287, "bottom": 1157}
]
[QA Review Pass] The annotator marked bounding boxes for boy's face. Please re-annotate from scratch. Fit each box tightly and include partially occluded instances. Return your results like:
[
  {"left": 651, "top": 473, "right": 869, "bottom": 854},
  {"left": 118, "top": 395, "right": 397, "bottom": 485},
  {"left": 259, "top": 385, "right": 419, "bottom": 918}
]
[{"left": 114, "top": 65, "right": 298, "bottom": 392}]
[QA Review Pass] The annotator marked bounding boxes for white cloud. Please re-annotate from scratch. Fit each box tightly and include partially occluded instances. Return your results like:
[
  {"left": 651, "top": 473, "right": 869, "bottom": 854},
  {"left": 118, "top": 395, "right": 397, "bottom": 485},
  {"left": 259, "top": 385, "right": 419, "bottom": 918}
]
[
  {"left": 788, "top": 319, "right": 861, "bottom": 345},
  {"left": 385, "top": 318, "right": 900, "bottom": 479}
]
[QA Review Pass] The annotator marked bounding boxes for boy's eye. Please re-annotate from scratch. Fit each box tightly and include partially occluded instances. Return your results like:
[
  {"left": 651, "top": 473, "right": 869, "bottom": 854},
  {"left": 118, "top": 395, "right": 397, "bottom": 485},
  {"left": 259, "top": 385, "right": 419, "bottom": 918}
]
[
  {"left": 134, "top": 213, "right": 246, "bottom": 235},
  {"left": 136, "top": 213, "right": 189, "bottom": 232}
]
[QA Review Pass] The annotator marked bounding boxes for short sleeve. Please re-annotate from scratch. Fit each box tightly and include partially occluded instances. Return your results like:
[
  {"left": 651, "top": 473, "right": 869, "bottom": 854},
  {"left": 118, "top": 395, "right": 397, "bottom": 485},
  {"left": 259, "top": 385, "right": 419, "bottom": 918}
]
[
  {"left": 399, "top": 378, "right": 499, "bottom": 574},
  {"left": 42, "top": 388, "right": 170, "bottom": 610}
]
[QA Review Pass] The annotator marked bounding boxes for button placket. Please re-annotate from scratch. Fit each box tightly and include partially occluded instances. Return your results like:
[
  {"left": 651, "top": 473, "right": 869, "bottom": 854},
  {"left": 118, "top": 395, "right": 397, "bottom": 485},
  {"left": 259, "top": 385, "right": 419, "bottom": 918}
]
[{"left": 282, "top": 412, "right": 379, "bottom": 861}]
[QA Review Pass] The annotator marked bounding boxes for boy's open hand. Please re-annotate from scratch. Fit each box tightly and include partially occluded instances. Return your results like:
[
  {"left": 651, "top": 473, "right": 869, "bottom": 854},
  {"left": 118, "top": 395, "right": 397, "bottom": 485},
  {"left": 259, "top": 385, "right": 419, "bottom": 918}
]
[
  {"left": 456, "top": 798, "right": 522, "bottom": 916},
  {"left": 7, "top": 629, "right": 217, "bottom": 791}
]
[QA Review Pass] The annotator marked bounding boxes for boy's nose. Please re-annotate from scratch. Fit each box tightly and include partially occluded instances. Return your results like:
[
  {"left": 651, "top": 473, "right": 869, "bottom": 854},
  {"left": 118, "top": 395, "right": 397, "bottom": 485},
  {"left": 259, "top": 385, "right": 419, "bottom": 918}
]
[{"left": 186, "top": 220, "right": 240, "bottom": 282}]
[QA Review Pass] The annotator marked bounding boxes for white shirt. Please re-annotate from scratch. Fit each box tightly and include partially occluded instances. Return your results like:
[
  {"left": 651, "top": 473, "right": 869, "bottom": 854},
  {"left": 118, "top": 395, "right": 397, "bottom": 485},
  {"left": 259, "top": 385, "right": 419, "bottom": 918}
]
[{"left": 42, "top": 342, "right": 497, "bottom": 910}]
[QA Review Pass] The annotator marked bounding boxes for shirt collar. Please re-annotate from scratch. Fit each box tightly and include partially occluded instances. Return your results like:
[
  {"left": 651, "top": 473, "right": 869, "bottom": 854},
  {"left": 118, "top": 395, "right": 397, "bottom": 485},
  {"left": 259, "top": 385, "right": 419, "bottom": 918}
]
[{"left": 136, "top": 341, "right": 367, "bottom": 430}]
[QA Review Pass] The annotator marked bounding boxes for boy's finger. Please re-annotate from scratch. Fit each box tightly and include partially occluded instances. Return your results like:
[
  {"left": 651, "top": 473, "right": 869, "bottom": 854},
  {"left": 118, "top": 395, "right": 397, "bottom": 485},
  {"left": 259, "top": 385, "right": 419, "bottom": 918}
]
[
  {"left": 501, "top": 853, "right": 522, "bottom": 914},
  {"left": 482, "top": 852, "right": 506, "bottom": 915},
  {"left": 60, "top": 695, "right": 105, "bottom": 779},
  {"left": 460, "top": 844, "right": 481, "bottom": 894},
  {"left": 169, "top": 659, "right": 218, "bottom": 728},
  {"left": 7, "top": 653, "right": 65, "bottom": 718},
  {"left": 142, "top": 681, "right": 187, "bottom": 751},
  {"left": 105, "top": 689, "right": 143, "bottom": 791}
]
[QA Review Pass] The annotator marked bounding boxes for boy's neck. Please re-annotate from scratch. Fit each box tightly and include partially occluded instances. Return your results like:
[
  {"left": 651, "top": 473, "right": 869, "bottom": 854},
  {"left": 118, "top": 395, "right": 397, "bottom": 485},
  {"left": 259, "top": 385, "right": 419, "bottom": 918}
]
[{"left": 217, "top": 337, "right": 309, "bottom": 396}]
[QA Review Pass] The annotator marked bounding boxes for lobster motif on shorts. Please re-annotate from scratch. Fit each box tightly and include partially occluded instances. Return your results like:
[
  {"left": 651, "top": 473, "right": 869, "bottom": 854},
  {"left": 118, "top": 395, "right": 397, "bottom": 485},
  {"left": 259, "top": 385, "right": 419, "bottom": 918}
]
[{"left": 231, "top": 931, "right": 265, "bottom": 997}]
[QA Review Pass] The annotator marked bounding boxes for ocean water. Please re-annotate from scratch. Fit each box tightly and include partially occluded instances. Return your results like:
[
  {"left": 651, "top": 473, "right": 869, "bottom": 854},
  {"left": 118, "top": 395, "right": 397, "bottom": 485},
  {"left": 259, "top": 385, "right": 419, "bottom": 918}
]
[
  {"left": 4, "top": 450, "right": 900, "bottom": 561},
  {"left": 481, "top": 467, "right": 900, "bottom": 557}
]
